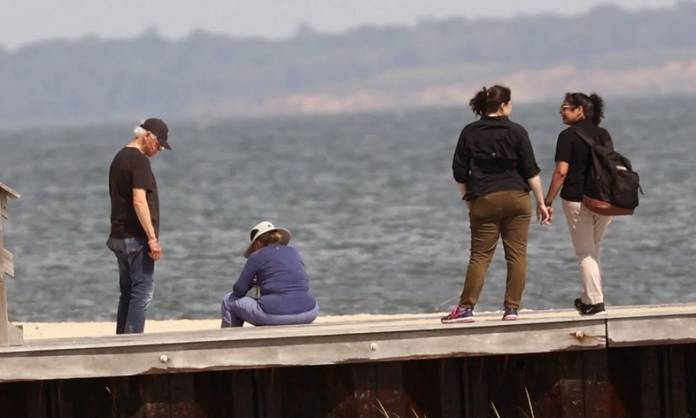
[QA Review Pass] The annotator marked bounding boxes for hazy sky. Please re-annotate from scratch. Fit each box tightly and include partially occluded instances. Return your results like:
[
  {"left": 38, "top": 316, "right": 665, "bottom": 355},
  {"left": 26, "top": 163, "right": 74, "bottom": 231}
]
[{"left": 0, "top": 0, "right": 680, "bottom": 49}]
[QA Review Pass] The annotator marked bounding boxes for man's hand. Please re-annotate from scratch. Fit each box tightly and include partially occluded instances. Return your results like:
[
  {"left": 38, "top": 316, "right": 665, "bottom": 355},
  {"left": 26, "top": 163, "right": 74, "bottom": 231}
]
[{"left": 148, "top": 239, "right": 162, "bottom": 261}]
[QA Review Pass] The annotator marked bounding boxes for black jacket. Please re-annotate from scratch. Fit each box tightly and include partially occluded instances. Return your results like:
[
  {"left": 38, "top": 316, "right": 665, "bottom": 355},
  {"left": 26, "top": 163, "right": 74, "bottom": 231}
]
[{"left": 452, "top": 116, "right": 541, "bottom": 200}]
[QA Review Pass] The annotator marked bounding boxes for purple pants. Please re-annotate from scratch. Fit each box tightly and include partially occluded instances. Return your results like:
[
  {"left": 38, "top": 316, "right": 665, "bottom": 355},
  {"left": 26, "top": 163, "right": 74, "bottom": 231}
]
[{"left": 221, "top": 293, "right": 319, "bottom": 327}]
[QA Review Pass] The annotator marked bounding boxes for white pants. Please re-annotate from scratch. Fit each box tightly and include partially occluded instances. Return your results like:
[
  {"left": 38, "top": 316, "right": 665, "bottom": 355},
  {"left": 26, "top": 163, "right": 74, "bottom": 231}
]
[{"left": 562, "top": 200, "right": 612, "bottom": 305}]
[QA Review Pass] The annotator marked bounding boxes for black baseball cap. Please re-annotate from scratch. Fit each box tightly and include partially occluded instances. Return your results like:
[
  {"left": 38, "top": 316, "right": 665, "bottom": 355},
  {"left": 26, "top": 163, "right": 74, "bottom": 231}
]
[{"left": 140, "top": 118, "right": 171, "bottom": 150}]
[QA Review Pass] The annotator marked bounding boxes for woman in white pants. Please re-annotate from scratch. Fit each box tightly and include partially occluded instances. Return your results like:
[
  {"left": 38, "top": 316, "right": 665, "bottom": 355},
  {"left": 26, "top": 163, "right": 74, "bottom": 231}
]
[{"left": 544, "top": 92, "right": 613, "bottom": 315}]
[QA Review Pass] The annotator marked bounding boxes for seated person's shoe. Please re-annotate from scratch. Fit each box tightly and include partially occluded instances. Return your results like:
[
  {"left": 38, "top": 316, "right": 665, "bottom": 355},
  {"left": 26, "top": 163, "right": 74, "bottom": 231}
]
[
  {"left": 574, "top": 298, "right": 605, "bottom": 315},
  {"left": 441, "top": 306, "right": 474, "bottom": 324}
]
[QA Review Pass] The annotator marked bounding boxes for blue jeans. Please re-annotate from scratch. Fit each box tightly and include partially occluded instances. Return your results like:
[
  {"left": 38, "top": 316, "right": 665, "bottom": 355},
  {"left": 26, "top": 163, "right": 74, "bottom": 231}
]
[
  {"left": 107, "top": 237, "right": 155, "bottom": 334},
  {"left": 221, "top": 293, "right": 319, "bottom": 327}
]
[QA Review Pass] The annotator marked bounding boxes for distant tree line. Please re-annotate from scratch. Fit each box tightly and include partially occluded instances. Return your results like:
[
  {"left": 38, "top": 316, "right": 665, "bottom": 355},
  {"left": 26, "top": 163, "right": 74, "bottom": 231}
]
[{"left": 0, "top": 2, "right": 695, "bottom": 124}]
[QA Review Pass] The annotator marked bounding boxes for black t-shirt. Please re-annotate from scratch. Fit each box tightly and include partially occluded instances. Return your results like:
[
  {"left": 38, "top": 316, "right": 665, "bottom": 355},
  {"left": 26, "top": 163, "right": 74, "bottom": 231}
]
[
  {"left": 452, "top": 115, "right": 541, "bottom": 200},
  {"left": 108, "top": 147, "right": 159, "bottom": 239},
  {"left": 554, "top": 119, "right": 613, "bottom": 202}
]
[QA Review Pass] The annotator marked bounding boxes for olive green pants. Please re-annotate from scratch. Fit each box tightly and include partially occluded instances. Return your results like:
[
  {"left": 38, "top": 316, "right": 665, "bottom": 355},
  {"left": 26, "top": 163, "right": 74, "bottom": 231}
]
[{"left": 459, "top": 191, "right": 531, "bottom": 309}]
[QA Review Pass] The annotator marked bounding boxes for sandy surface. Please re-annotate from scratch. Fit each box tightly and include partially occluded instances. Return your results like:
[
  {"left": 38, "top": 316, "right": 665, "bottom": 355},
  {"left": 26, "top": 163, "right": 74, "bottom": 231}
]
[
  {"left": 15, "top": 303, "right": 696, "bottom": 340},
  {"left": 16, "top": 313, "right": 438, "bottom": 340}
]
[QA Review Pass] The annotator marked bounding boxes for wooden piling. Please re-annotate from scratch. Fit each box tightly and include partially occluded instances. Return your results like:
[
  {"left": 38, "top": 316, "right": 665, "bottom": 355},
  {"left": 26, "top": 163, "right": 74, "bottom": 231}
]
[{"left": 0, "top": 182, "right": 21, "bottom": 347}]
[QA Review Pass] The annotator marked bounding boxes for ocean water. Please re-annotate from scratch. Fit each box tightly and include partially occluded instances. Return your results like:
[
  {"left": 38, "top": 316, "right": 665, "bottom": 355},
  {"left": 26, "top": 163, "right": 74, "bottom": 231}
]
[{"left": 1, "top": 97, "right": 695, "bottom": 322}]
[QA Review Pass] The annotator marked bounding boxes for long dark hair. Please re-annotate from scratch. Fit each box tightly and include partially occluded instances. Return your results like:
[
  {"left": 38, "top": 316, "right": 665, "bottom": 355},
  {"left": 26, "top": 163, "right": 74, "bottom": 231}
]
[
  {"left": 564, "top": 92, "right": 604, "bottom": 125},
  {"left": 469, "top": 85, "right": 511, "bottom": 116}
]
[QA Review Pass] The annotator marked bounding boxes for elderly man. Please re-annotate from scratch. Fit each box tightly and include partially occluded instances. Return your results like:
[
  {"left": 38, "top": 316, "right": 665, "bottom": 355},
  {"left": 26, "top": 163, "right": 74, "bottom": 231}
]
[{"left": 107, "top": 118, "right": 171, "bottom": 334}]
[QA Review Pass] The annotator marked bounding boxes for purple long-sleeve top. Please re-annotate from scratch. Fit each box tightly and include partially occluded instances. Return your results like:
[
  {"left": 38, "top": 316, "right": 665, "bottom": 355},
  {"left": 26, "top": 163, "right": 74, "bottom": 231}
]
[{"left": 232, "top": 245, "right": 317, "bottom": 315}]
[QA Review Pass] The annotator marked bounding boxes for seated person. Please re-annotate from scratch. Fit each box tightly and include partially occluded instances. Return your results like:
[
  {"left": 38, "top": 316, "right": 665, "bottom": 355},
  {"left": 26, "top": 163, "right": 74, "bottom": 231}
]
[{"left": 221, "top": 221, "right": 319, "bottom": 327}]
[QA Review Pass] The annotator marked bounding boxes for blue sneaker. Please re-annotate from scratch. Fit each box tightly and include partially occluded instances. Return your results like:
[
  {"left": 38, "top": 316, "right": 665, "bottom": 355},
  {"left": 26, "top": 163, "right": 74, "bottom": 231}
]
[
  {"left": 502, "top": 307, "right": 519, "bottom": 321},
  {"left": 441, "top": 306, "right": 474, "bottom": 324}
]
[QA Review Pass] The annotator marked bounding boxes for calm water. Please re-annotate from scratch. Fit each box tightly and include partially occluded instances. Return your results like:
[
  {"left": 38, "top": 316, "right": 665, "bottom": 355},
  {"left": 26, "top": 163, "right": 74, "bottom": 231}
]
[{"left": 1, "top": 98, "right": 695, "bottom": 322}]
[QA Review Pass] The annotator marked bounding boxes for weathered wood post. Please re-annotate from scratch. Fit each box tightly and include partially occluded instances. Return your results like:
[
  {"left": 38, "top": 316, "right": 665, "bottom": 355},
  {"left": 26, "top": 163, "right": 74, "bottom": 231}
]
[{"left": 0, "top": 181, "right": 22, "bottom": 346}]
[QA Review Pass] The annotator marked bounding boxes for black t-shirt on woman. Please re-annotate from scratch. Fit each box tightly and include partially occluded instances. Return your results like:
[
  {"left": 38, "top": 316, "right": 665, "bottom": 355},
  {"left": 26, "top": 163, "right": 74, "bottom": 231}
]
[
  {"left": 554, "top": 119, "right": 613, "bottom": 202},
  {"left": 452, "top": 115, "right": 541, "bottom": 200},
  {"left": 108, "top": 147, "right": 159, "bottom": 239}
]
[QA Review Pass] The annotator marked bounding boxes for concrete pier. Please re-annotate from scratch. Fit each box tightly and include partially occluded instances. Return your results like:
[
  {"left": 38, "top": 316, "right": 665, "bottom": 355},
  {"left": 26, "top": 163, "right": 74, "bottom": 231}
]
[{"left": 0, "top": 303, "right": 695, "bottom": 417}]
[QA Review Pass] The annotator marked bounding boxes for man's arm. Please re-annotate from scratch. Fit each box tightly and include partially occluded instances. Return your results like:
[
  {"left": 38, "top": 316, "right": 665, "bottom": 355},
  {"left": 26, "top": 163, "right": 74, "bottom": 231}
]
[{"left": 133, "top": 188, "right": 162, "bottom": 260}]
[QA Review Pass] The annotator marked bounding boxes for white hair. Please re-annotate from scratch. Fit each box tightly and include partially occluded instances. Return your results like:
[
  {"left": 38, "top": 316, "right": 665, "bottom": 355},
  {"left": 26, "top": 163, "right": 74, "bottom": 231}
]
[{"left": 133, "top": 121, "right": 148, "bottom": 138}]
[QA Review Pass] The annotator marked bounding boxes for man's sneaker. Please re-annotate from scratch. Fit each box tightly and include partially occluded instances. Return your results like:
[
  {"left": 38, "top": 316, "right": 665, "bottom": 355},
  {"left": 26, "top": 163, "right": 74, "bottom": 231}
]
[
  {"left": 441, "top": 306, "right": 474, "bottom": 324},
  {"left": 502, "top": 307, "right": 519, "bottom": 321},
  {"left": 574, "top": 298, "right": 606, "bottom": 315}
]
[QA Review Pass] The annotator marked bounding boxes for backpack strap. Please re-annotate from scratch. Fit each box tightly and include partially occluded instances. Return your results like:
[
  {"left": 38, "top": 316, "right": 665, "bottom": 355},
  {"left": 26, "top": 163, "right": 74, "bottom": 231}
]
[
  {"left": 571, "top": 125, "right": 605, "bottom": 200},
  {"left": 570, "top": 125, "right": 597, "bottom": 148}
]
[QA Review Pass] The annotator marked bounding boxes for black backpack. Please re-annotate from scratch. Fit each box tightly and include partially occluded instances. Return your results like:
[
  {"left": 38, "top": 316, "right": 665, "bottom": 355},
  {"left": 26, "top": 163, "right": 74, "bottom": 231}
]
[{"left": 573, "top": 126, "right": 642, "bottom": 216}]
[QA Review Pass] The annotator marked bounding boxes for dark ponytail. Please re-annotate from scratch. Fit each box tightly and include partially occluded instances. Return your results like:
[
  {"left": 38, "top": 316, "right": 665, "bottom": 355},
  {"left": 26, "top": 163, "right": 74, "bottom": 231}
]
[
  {"left": 588, "top": 94, "right": 604, "bottom": 125},
  {"left": 564, "top": 92, "right": 605, "bottom": 125},
  {"left": 469, "top": 85, "right": 511, "bottom": 116}
]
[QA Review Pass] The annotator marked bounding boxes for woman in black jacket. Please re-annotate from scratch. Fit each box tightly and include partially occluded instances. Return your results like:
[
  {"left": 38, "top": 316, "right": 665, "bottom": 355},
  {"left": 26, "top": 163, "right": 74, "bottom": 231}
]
[
  {"left": 544, "top": 92, "right": 613, "bottom": 315},
  {"left": 442, "top": 85, "right": 550, "bottom": 324}
]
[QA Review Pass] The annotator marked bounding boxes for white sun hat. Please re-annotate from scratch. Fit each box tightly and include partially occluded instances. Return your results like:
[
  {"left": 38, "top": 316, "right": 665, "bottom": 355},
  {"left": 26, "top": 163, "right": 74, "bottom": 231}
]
[{"left": 244, "top": 221, "right": 291, "bottom": 257}]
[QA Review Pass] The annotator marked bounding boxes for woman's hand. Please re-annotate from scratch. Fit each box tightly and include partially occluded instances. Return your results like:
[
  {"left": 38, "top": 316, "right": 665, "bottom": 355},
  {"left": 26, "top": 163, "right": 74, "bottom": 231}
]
[
  {"left": 527, "top": 175, "right": 551, "bottom": 225},
  {"left": 536, "top": 204, "right": 551, "bottom": 225}
]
